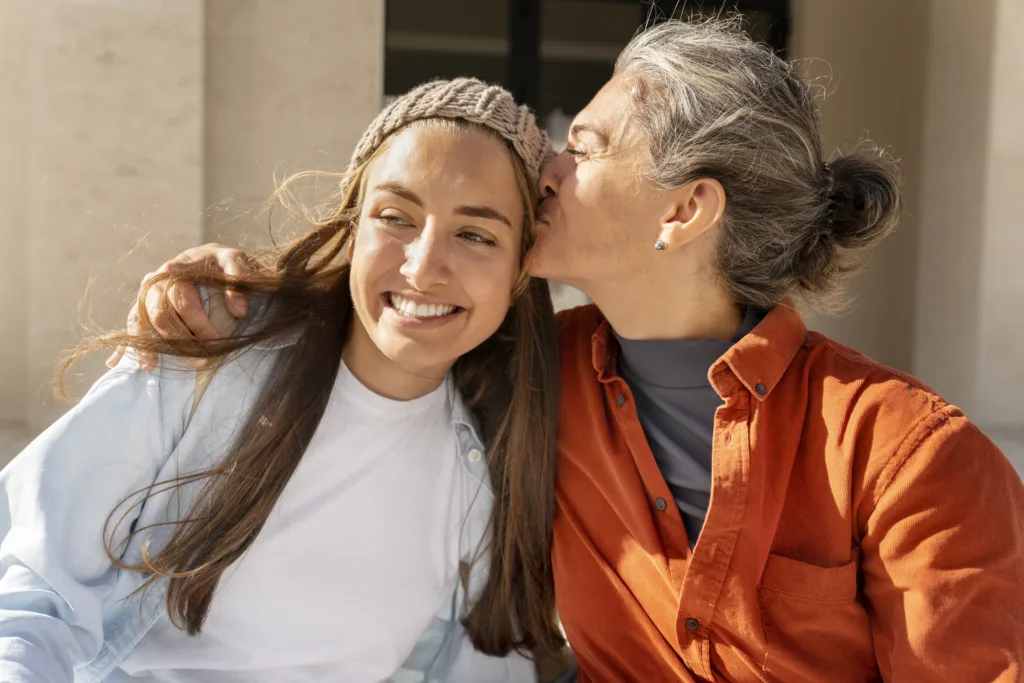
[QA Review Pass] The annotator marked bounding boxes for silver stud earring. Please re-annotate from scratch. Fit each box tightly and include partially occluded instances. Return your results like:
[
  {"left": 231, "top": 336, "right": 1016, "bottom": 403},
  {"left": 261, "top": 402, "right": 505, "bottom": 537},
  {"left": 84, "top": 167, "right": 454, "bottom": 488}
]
[{"left": 654, "top": 240, "right": 667, "bottom": 251}]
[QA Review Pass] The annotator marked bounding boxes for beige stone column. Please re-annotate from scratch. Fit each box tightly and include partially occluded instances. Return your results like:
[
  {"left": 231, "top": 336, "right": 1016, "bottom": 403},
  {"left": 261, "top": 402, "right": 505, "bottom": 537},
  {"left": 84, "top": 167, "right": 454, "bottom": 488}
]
[
  {"left": 20, "top": 0, "right": 206, "bottom": 432},
  {"left": 789, "top": 0, "right": 930, "bottom": 372},
  {"left": 914, "top": 0, "right": 1024, "bottom": 427},
  {"left": 204, "top": 0, "right": 385, "bottom": 249},
  {"left": 0, "top": 1, "right": 31, "bottom": 428},
  {"left": 974, "top": 0, "right": 1024, "bottom": 431},
  {"left": 912, "top": 0, "right": 1023, "bottom": 470},
  {"left": 912, "top": 0, "right": 996, "bottom": 419}
]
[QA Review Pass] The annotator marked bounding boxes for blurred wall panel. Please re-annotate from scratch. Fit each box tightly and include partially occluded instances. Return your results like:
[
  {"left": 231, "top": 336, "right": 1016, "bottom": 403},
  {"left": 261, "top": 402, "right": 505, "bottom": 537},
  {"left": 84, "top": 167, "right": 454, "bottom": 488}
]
[
  {"left": 1, "top": 0, "right": 205, "bottom": 432},
  {"left": 204, "top": 0, "right": 385, "bottom": 249}
]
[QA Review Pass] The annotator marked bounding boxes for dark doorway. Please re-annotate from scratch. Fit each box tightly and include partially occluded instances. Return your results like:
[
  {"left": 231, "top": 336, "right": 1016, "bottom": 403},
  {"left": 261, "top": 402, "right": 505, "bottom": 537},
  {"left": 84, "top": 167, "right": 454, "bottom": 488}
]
[{"left": 385, "top": 0, "right": 790, "bottom": 146}]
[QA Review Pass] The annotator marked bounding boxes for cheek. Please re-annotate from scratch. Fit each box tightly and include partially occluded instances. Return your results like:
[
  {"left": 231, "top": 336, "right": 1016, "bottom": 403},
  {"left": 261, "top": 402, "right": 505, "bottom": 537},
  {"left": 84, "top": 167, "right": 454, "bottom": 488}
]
[
  {"left": 582, "top": 169, "right": 649, "bottom": 244},
  {"left": 558, "top": 171, "right": 621, "bottom": 249},
  {"left": 584, "top": 171, "right": 623, "bottom": 214},
  {"left": 461, "top": 255, "right": 517, "bottom": 331},
  {"left": 564, "top": 167, "right": 614, "bottom": 225},
  {"left": 349, "top": 230, "right": 404, "bottom": 307}
]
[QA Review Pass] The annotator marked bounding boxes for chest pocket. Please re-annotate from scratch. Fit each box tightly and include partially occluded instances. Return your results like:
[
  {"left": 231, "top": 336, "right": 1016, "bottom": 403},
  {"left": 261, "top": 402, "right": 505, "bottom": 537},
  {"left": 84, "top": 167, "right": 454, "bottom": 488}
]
[{"left": 757, "top": 551, "right": 878, "bottom": 682}]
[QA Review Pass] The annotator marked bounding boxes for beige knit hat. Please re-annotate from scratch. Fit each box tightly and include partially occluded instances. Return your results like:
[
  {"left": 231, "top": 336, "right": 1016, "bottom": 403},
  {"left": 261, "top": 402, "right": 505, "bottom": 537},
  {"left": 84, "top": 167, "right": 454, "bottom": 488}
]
[{"left": 350, "top": 78, "right": 552, "bottom": 185}]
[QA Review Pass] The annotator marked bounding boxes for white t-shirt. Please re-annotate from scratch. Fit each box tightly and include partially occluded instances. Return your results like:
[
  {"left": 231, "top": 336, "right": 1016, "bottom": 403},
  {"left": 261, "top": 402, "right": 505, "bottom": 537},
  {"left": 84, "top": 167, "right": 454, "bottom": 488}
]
[{"left": 115, "top": 361, "right": 469, "bottom": 682}]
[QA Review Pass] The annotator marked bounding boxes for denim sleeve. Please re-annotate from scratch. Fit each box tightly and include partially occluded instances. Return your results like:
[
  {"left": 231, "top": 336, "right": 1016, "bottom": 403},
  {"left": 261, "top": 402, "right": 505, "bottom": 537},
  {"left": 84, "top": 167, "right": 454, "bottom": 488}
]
[{"left": 0, "top": 356, "right": 190, "bottom": 683}]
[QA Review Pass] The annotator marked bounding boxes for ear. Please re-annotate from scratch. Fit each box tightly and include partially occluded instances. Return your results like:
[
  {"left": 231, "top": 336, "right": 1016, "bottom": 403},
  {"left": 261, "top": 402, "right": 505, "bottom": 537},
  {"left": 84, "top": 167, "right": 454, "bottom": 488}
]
[
  {"left": 655, "top": 178, "right": 725, "bottom": 251},
  {"left": 345, "top": 234, "right": 356, "bottom": 262}
]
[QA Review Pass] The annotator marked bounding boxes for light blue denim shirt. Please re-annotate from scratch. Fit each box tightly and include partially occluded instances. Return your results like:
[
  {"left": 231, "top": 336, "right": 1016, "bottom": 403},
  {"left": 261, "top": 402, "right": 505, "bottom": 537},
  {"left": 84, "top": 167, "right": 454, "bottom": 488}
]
[{"left": 0, "top": 318, "right": 535, "bottom": 682}]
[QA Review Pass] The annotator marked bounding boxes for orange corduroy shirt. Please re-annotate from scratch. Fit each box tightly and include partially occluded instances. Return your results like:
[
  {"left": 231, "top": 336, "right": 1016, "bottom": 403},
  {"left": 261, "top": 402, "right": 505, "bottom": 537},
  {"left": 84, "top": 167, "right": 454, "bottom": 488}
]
[{"left": 552, "top": 303, "right": 1024, "bottom": 683}]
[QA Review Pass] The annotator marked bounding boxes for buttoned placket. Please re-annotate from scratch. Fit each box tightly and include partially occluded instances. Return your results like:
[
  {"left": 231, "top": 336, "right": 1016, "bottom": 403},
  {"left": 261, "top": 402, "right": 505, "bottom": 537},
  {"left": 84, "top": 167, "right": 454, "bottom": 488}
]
[
  {"left": 674, "top": 369, "right": 755, "bottom": 679},
  {"left": 594, "top": 328, "right": 762, "bottom": 675}
]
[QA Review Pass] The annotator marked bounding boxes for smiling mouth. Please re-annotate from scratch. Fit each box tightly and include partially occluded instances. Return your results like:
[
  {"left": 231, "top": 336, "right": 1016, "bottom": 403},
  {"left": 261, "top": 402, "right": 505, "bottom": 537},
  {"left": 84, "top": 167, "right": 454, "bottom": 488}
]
[{"left": 385, "top": 293, "right": 463, "bottom": 319}]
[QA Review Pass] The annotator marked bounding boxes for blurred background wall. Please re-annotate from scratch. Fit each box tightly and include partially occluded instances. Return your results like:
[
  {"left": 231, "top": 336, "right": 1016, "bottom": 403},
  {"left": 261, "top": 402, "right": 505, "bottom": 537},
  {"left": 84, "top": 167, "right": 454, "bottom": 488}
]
[{"left": 0, "top": 0, "right": 1021, "bottom": 472}]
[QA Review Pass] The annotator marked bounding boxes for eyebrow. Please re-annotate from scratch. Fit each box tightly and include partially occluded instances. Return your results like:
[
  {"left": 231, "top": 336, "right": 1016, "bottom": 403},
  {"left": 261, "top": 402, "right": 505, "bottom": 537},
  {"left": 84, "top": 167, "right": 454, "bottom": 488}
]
[
  {"left": 454, "top": 204, "right": 512, "bottom": 228},
  {"left": 371, "top": 182, "right": 512, "bottom": 228},
  {"left": 372, "top": 182, "right": 423, "bottom": 206},
  {"left": 569, "top": 122, "right": 610, "bottom": 146}
]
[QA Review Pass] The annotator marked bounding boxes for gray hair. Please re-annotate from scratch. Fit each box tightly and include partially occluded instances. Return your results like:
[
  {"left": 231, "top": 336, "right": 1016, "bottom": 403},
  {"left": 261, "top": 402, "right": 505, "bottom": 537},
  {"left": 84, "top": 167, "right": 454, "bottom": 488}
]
[{"left": 615, "top": 18, "right": 902, "bottom": 311}]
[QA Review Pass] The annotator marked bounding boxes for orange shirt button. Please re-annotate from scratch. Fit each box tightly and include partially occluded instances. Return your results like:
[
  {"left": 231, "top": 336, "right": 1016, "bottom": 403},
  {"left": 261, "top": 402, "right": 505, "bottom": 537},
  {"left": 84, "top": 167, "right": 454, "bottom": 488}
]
[
  {"left": 654, "top": 498, "right": 667, "bottom": 511},
  {"left": 685, "top": 618, "right": 700, "bottom": 631},
  {"left": 755, "top": 383, "right": 767, "bottom": 395},
  {"left": 615, "top": 394, "right": 626, "bottom": 406}
]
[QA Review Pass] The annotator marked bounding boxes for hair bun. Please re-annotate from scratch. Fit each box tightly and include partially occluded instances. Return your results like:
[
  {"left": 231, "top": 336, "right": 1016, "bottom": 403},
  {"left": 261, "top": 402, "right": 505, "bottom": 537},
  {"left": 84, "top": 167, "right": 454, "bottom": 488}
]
[{"left": 819, "top": 151, "right": 902, "bottom": 250}]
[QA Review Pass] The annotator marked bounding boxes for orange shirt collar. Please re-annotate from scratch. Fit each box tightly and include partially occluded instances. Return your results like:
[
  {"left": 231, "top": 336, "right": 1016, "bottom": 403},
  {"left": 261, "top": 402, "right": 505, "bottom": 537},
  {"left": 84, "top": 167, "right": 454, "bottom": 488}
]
[{"left": 589, "top": 302, "right": 807, "bottom": 399}]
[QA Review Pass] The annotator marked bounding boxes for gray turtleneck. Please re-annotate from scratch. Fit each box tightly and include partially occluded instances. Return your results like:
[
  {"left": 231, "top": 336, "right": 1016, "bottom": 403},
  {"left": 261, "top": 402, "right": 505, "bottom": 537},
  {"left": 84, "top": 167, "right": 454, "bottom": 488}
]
[{"left": 613, "top": 307, "right": 762, "bottom": 547}]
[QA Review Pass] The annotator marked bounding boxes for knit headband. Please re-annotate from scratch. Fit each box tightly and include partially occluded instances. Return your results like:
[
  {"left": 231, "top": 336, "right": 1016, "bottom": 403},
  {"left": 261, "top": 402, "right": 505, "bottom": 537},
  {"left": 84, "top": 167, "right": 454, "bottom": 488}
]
[{"left": 349, "top": 78, "right": 552, "bottom": 185}]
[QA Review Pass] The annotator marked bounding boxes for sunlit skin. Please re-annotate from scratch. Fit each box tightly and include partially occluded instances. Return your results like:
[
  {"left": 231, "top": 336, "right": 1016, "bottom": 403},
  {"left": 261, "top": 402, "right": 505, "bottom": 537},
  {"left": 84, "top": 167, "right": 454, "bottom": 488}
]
[
  {"left": 343, "top": 125, "right": 525, "bottom": 400},
  {"left": 529, "top": 74, "right": 740, "bottom": 342}
]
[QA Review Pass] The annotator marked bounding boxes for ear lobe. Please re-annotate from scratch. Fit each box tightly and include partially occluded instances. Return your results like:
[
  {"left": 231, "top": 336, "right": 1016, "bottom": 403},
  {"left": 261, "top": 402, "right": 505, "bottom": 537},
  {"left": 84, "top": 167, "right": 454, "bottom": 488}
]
[{"left": 655, "top": 178, "right": 725, "bottom": 251}]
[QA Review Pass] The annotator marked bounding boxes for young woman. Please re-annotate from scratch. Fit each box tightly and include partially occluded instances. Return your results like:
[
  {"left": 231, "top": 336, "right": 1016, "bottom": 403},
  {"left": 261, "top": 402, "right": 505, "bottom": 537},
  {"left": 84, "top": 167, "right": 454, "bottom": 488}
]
[
  {"left": 0, "top": 79, "right": 573, "bottom": 683},
  {"left": 132, "top": 18, "right": 1024, "bottom": 683}
]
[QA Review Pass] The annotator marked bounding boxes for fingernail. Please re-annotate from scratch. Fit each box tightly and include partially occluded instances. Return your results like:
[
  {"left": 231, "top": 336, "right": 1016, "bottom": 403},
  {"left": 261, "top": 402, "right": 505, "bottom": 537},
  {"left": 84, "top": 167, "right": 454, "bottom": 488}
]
[
  {"left": 228, "top": 296, "right": 248, "bottom": 316},
  {"left": 106, "top": 352, "right": 119, "bottom": 368}
]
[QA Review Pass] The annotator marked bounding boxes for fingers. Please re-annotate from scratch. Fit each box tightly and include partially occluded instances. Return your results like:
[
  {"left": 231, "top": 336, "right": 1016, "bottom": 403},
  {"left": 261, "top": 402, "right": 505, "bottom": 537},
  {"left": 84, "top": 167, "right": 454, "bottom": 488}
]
[
  {"left": 106, "top": 345, "right": 125, "bottom": 369},
  {"left": 161, "top": 243, "right": 255, "bottom": 320},
  {"left": 167, "top": 279, "right": 219, "bottom": 340},
  {"left": 158, "top": 244, "right": 211, "bottom": 273},
  {"left": 219, "top": 250, "right": 258, "bottom": 318},
  {"left": 123, "top": 286, "right": 210, "bottom": 372},
  {"left": 129, "top": 290, "right": 159, "bottom": 371},
  {"left": 123, "top": 243, "right": 254, "bottom": 372}
]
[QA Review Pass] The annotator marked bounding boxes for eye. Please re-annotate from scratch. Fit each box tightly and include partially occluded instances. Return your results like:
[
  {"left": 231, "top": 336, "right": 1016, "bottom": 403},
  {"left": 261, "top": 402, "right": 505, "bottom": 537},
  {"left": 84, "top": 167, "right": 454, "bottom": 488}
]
[
  {"left": 378, "top": 213, "right": 411, "bottom": 227},
  {"left": 460, "top": 230, "right": 497, "bottom": 247},
  {"left": 565, "top": 144, "right": 587, "bottom": 160}
]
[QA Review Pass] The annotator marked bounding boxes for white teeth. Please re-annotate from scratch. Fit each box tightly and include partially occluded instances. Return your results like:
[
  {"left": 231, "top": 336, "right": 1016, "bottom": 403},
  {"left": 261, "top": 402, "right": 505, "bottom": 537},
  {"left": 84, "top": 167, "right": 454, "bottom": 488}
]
[{"left": 390, "top": 294, "right": 456, "bottom": 318}]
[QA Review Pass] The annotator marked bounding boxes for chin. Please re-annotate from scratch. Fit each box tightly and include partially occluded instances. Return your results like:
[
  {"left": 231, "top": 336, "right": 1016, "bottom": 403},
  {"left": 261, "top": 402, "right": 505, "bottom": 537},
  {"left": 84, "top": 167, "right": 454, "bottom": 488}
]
[
  {"left": 526, "top": 255, "right": 574, "bottom": 285},
  {"left": 380, "top": 341, "right": 455, "bottom": 375},
  {"left": 525, "top": 250, "right": 558, "bottom": 281}
]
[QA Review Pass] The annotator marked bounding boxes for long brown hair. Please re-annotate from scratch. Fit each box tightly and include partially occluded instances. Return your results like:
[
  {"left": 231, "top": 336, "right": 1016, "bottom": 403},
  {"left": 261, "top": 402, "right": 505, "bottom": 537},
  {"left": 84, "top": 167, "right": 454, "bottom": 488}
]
[{"left": 58, "top": 119, "right": 564, "bottom": 659}]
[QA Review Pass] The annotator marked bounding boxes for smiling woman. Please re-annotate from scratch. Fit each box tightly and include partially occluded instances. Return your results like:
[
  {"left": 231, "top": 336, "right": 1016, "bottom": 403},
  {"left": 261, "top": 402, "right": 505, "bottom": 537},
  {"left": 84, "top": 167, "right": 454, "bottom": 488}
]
[
  {"left": 0, "top": 79, "right": 571, "bottom": 683},
  {"left": 345, "top": 119, "right": 532, "bottom": 399}
]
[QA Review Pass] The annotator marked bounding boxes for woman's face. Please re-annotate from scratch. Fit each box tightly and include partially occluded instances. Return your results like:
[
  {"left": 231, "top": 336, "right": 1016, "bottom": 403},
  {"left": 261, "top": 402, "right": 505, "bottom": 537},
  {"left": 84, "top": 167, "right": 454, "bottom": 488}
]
[{"left": 346, "top": 124, "right": 525, "bottom": 394}]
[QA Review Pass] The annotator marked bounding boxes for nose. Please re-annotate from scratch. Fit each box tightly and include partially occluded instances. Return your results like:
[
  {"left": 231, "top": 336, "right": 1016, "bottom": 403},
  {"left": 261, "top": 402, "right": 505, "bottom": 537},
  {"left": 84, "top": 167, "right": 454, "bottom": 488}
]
[
  {"left": 538, "top": 154, "right": 563, "bottom": 200},
  {"left": 399, "top": 227, "right": 451, "bottom": 290}
]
